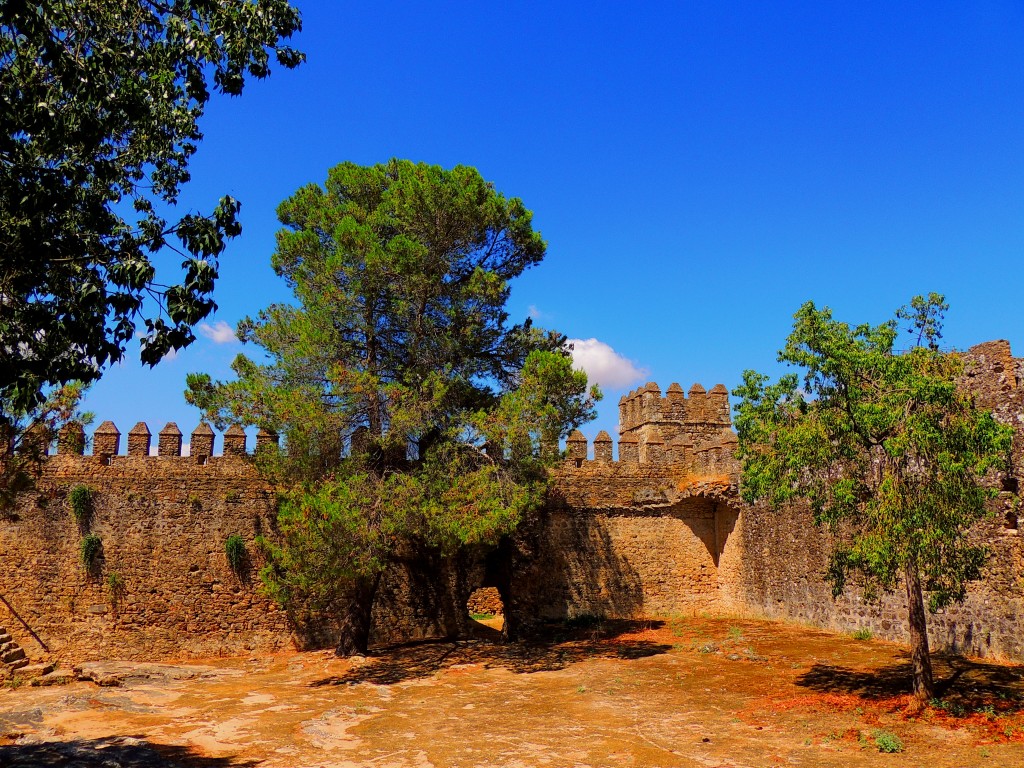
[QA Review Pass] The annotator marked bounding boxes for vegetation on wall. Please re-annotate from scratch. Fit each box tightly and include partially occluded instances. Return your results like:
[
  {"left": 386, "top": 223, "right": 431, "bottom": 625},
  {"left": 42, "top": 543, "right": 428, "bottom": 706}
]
[
  {"left": 106, "top": 571, "right": 126, "bottom": 606},
  {"left": 69, "top": 484, "right": 95, "bottom": 528},
  {"left": 224, "top": 534, "right": 248, "bottom": 575},
  {"left": 80, "top": 534, "right": 103, "bottom": 575},
  {"left": 187, "top": 160, "right": 599, "bottom": 655},
  {"left": 733, "top": 294, "right": 1013, "bottom": 705}
]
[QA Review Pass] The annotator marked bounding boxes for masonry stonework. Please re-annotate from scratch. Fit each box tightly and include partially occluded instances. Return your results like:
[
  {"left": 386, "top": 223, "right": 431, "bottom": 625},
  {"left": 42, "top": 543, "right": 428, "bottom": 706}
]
[
  {"left": 2, "top": 342, "right": 1022, "bottom": 665},
  {"left": 0, "top": 452, "right": 289, "bottom": 662}
]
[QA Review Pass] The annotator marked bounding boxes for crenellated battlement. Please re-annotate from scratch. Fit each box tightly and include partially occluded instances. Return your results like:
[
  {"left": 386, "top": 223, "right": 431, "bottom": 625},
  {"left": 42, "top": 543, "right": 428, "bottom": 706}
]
[
  {"left": 618, "top": 381, "right": 731, "bottom": 439},
  {"left": 562, "top": 425, "right": 738, "bottom": 475},
  {"left": 556, "top": 380, "right": 738, "bottom": 473},
  {"left": 565, "top": 379, "right": 737, "bottom": 475},
  {"left": 35, "top": 421, "right": 280, "bottom": 460}
]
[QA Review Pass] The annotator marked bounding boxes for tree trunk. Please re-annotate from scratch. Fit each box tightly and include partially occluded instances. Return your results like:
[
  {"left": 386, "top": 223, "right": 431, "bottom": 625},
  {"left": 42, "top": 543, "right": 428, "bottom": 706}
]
[
  {"left": 497, "top": 581, "right": 519, "bottom": 642},
  {"left": 904, "top": 559, "right": 935, "bottom": 704},
  {"left": 335, "top": 574, "right": 380, "bottom": 657}
]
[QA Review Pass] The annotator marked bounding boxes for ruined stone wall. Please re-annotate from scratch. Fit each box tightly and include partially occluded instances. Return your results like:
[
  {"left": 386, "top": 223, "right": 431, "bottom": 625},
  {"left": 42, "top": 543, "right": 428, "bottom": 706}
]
[
  {"left": 730, "top": 497, "right": 1024, "bottom": 659},
  {"left": 725, "top": 341, "right": 1024, "bottom": 660},
  {"left": 5, "top": 349, "right": 1024, "bottom": 664},
  {"left": 515, "top": 351, "right": 1024, "bottom": 662},
  {"left": 0, "top": 451, "right": 290, "bottom": 663},
  {"left": 0, "top": 427, "right": 468, "bottom": 663},
  {"left": 505, "top": 437, "right": 745, "bottom": 628}
]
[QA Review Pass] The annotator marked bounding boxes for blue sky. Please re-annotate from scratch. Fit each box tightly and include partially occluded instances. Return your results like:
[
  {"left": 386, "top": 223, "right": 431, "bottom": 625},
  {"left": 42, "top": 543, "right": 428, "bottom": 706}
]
[{"left": 82, "top": 1, "right": 1024, "bottom": 450}]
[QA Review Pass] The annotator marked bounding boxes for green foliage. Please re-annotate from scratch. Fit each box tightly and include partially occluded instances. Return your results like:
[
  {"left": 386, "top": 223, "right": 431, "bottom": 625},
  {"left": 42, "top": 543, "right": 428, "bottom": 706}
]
[
  {"left": 851, "top": 627, "right": 873, "bottom": 641},
  {"left": 106, "top": 572, "right": 126, "bottom": 603},
  {"left": 734, "top": 294, "right": 1013, "bottom": 699},
  {"left": 224, "top": 534, "right": 247, "bottom": 574},
  {"left": 872, "top": 730, "right": 904, "bottom": 753},
  {"left": 0, "top": 1, "right": 304, "bottom": 413},
  {"left": 69, "top": 485, "right": 95, "bottom": 526},
  {"left": 80, "top": 534, "right": 102, "bottom": 573},
  {"left": 0, "top": 383, "right": 93, "bottom": 514},
  {"left": 188, "top": 161, "right": 599, "bottom": 649},
  {"left": 734, "top": 294, "right": 1011, "bottom": 609}
]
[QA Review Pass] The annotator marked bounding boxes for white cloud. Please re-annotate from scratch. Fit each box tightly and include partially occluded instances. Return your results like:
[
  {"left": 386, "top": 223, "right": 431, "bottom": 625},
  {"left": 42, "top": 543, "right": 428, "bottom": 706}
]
[
  {"left": 198, "top": 320, "right": 237, "bottom": 344},
  {"left": 162, "top": 347, "right": 179, "bottom": 362},
  {"left": 528, "top": 304, "right": 543, "bottom": 320},
  {"left": 566, "top": 338, "right": 648, "bottom": 390}
]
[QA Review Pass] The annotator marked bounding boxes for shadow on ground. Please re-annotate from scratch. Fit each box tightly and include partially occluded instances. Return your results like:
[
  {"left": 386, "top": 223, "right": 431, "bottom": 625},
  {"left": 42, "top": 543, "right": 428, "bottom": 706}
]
[
  {"left": 313, "top": 619, "right": 672, "bottom": 687},
  {"left": 796, "top": 651, "right": 1024, "bottom": 710},
  {"left": 0, "top": 736, "right": 258, "bottom": 768}
]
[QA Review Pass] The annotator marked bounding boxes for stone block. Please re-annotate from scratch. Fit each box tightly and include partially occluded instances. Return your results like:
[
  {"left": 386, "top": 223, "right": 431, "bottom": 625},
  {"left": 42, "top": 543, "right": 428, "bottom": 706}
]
[
  {"left": 223, "top": 425, "right": 247, "bottom": 457},
  {"left": 158, "top": 423, "right": 183, "bottom": 457},
  {"left": 57, "top": 423, "right": 86, "bottom": 455},
  {"left": 93, "top": 421, "right": 120, "bottom": 457},
  {"left": 191, "top": 423, "right": 215, "bottom": 459}
]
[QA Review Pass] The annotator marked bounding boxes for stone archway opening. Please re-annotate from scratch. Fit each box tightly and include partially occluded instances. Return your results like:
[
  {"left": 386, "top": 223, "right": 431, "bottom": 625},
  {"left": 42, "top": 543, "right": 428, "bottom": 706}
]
[{"left": 467, "top": 587, "right": 504, "bottom": 633}]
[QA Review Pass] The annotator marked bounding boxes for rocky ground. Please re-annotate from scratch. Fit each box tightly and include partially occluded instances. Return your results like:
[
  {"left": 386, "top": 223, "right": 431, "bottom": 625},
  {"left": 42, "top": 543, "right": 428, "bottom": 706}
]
[{"left": 0, "top": 616, "right": 1022, "bottom": 767}]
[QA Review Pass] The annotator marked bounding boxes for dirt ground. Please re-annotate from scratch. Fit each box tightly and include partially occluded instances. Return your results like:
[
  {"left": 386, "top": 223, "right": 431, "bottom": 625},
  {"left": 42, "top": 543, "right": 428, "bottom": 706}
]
[{"left": 1, "top": 616, "right": 1022, "bottom": 767}]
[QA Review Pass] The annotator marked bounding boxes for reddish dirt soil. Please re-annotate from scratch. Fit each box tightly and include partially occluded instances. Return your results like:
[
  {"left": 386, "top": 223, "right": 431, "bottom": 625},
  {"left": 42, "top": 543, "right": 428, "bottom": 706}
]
[{"left": 1, "top": 616, "right": 1022, "bottom": 767}]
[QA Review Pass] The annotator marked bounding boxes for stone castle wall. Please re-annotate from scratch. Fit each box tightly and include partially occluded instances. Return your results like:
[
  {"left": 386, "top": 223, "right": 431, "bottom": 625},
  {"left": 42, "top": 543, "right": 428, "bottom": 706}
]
[
  {"left": 0, "top": 451, "right": 290, "bottom": 662},
  {"left": 511, "top": 344, "right": 1024, "bottom": 661},
  {"left": 0, "top": 429, "right": 472, "bottom": 663},
  {"left": 2, "top": 343, "right": 1023, "bottom": 664},
  {"left": 718, "top": 340, "right": 1024, "bottom": 660}
]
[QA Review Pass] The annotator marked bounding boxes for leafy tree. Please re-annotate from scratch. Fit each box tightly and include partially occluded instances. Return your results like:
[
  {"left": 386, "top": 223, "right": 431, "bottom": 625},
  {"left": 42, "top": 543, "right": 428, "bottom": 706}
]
[
  {"left": 733, "top": 295, "right": 1012, "bottom": 704},
  {"left": 0, "top": 0, "right": 304, "bottom": 415},
  {"left": 187, "top": 159, "right": 600, "bottom": 655}
]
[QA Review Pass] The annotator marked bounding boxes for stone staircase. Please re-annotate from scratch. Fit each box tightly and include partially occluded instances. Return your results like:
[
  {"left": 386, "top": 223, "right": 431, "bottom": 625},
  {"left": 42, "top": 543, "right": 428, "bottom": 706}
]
[{"left": 0, "top": 626, "right": 53, "bottom": 680}]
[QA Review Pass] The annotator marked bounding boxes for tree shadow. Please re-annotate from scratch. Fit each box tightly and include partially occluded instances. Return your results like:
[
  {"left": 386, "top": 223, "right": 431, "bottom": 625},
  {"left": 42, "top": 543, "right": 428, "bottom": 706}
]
[
  {"left": 0, "top": 735, "right": 259, "bottom": 767},
  {"left": 310, "top": 619, "right": 672, "bottom": 687},
  {"left": 796, "top": 651, "right": 1024, "bottom": 711},
  {"left": 506, "top": 508, "right": 647, "bottom": 627}
]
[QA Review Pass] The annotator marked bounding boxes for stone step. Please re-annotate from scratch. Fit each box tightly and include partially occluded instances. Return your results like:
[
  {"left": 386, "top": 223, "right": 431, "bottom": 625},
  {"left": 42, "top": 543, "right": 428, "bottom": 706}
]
[
  {"left": 2, "top": 647, "right": 26, "bottom": 664},
  {"left": 0, "top": 633, "right": 11, "bottom": 644},
  {"left": 0, "top": 641, "right": 15, "bottom": 654},
  {"left": 5, "top": 657, "right": 28, "bottom": 671},
  {"left": 30, "top": 668, "right": 69, "bottom": 687},
  {"left": 15, "top": 662, "right": 54, "bottom": 678}
]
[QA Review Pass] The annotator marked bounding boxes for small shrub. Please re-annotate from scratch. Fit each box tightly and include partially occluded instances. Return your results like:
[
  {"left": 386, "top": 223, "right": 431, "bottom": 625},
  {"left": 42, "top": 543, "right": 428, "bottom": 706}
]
[
  {"left": 224, "top": 489, "right": 241, "bottom": 503},
  {"left": 225, "top": 534, "right": 247, "bottom": 574},
  {"left": 852, "top": 627, "right": 873, "bottom": 641},
  {"left": 930, "top": 698, "right": 967, "bottom": 717},
  {"left": 69, "top": 484, "right": 94, "bottom": 526},
  {"left": 873, "top": 730, "right": 904, "bottom": 753},
  {"left": 106, "top": 572, "right": 126, "bottom": 604},
  {"left": 187, "top": 493, "right": 202, "bottom": 509},
  {"left": 469, "top": 612, "right": 495, "bottom": 621},
  {"left": 727, "top": 626, "right": 743, "bottom": 641},
  {"left": 80, "top": 534, "right": 102, "bottom": 573}
]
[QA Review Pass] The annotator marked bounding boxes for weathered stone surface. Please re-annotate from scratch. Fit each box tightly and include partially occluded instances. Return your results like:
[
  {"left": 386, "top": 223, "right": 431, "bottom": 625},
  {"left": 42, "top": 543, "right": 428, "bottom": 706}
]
[
  {"left": 158, "top": 423, "right": 183, "bottom": 457},
  {"left": 223, "top": 425, "right": 247, "bottom": 457},
  {"left": 0, "top": 454, "right": 289, "bottom": 663},
  {"left": 127, "top": 422, "right": 151, "bottom": 457},
  {"left": 190, "top": 423, "right": 215, "bottom": 459}
]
